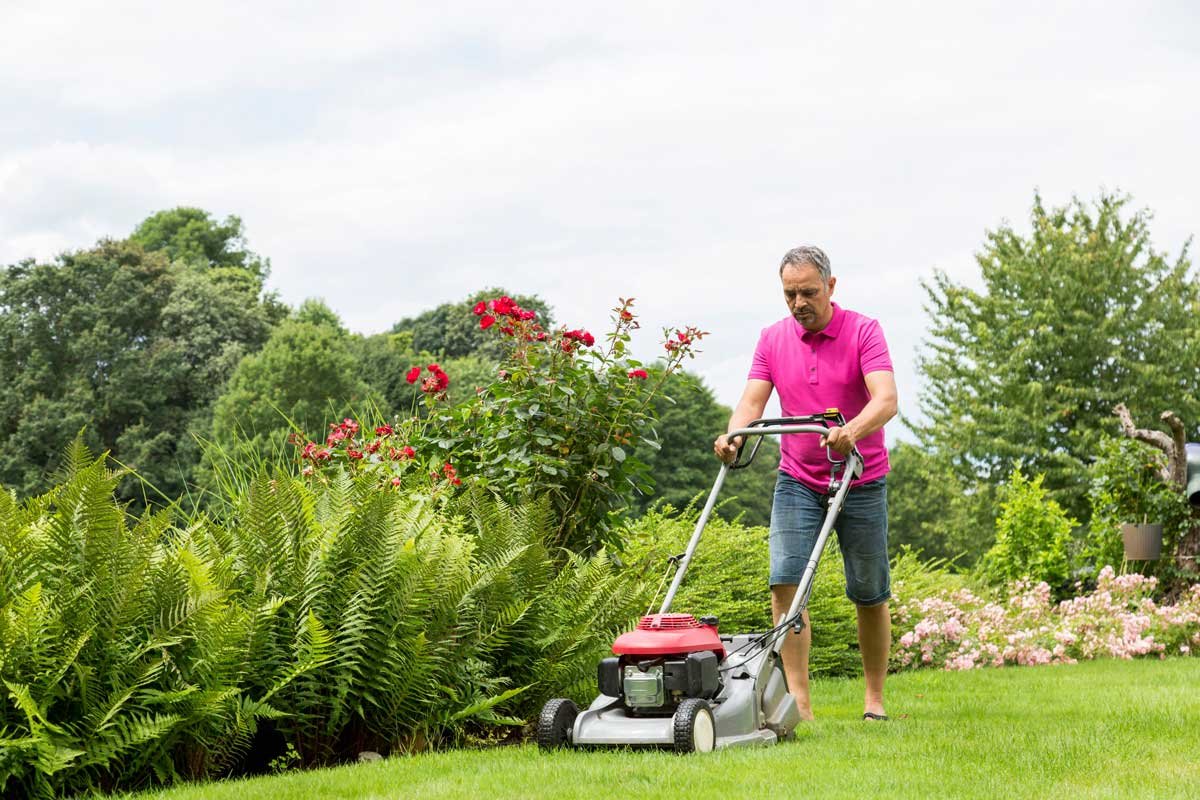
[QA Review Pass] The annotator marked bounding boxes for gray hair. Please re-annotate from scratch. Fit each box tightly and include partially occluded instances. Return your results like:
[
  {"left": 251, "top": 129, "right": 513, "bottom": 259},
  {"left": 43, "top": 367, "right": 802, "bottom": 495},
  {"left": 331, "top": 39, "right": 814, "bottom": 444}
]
[{"left": 778, "top": 245, "right": 832, "bottom": 283}]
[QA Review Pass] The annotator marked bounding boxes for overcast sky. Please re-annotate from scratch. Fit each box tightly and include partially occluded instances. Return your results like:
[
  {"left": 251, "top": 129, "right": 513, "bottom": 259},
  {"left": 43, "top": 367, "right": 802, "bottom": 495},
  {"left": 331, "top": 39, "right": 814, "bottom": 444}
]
[{"left": 3, "top": 2, "right": 1198, "bottom": 444}]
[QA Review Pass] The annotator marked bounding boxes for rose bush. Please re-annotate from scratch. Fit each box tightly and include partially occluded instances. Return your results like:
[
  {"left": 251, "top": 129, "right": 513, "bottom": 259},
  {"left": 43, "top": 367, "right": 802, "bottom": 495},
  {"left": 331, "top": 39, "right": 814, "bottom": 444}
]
[{"left": 294, "top": 296, "right": 705, "bottom": 553}]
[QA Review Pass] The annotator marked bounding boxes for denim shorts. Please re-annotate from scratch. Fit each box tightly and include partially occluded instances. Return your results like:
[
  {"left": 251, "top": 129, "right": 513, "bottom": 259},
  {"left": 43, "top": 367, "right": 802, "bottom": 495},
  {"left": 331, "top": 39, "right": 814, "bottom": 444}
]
[{"left": 768, "top": 472, "right": 891, "bottom": 606}]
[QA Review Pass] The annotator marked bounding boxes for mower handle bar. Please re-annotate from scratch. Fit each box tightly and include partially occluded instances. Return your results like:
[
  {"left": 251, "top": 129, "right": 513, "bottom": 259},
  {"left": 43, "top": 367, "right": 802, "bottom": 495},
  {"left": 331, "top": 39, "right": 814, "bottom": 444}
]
[
  {"left": 723, "top": 416, "right": 864, "bottom": 472},
  {"left": 659, "top": 420, "right": 864, "bottom": 617}
]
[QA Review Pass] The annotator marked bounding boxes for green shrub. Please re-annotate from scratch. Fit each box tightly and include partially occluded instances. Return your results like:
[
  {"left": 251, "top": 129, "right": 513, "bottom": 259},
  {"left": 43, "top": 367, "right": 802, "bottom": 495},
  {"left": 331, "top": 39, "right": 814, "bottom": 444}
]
[
  {"left": 979, "top": 468, "right": 1076, "bottom": 595},
  {"left": 0, "top": 440, "right": 649, "bottom": 796},
  {"left": 0, "top": 440, "right": 287, "bottom": 798}
]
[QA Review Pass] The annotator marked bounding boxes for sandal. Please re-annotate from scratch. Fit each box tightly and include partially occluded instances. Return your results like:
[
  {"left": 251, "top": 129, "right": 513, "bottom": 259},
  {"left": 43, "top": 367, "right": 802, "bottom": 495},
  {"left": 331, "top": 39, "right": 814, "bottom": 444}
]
[{"left": 862, "top": 712, "right": 889, "bottom": 721}]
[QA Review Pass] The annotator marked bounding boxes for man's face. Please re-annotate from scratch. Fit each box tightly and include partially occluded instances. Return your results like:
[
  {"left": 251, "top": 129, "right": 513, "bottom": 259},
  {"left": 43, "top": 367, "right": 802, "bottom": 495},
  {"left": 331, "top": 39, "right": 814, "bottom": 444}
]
[{"left": 782, "top": 263, "right": 836, "bottom": 331}]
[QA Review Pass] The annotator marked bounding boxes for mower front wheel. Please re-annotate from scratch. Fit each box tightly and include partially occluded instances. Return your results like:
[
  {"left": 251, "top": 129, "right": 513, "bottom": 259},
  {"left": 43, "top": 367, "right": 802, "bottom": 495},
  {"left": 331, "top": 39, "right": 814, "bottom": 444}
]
[
  {"left": 673, "top": 698, "right": 715, "bottom": 753},
  {"left": 536, "top": 698, "right": 579, "bottom": 750}
]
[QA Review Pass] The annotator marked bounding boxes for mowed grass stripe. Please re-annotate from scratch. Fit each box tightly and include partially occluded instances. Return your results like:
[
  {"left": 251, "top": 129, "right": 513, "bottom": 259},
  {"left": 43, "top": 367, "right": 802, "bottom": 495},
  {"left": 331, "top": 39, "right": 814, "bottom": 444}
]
[{"left": 128, "top": 658, "right": 1200, "bottom": 800}]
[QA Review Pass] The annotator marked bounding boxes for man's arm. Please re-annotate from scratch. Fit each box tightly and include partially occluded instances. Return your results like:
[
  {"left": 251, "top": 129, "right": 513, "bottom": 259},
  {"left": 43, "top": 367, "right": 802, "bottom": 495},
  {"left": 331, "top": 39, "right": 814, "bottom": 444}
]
[
  {"left": 822, "top": 370, "right": 898, "bottom": 455},
  {"left": 714, "top": 379, "right": 774, "bottom": 463}
]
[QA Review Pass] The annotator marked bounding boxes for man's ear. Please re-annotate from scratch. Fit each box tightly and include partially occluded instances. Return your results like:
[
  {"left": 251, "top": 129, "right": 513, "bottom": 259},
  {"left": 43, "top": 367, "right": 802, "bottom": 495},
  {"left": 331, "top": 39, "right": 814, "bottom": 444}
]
[{"left": 827, "top": 275, "right": 837, "bottom": 296}]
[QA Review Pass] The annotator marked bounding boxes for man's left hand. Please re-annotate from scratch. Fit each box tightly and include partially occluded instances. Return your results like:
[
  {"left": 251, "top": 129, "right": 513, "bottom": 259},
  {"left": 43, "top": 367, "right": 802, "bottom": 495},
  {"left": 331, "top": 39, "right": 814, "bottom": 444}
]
[{"left": 820, "top": 426, "right": 856, "bottom": 456}]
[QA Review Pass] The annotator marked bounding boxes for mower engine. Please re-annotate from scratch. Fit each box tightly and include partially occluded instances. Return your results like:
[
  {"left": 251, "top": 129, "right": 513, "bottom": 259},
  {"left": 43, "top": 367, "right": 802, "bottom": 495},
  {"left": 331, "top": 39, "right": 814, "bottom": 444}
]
[{"left": 599, "top": 613, "right": 724, "bottom": 712}]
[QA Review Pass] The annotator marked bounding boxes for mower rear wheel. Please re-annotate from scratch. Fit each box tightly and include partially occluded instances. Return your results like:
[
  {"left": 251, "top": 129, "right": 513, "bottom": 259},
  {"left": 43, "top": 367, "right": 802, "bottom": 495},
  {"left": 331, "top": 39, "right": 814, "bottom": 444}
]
[
  {"left": 673, "top": 698, "right": 715, "bottom": 753},
  {"left": 537, "top": 698, "right": 579, "bottom": 750}
]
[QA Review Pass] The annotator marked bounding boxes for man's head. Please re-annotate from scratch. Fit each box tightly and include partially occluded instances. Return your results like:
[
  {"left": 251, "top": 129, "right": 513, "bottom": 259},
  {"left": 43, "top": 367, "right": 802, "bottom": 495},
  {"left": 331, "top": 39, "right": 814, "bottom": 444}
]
[{"left": 778, "top": 245, "right": 836, "bottom": 331}]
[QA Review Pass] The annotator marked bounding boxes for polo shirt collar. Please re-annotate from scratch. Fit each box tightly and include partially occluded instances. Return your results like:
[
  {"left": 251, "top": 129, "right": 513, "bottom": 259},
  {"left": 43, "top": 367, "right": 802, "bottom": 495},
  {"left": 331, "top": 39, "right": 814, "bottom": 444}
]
[{"left": 796, "top": 302, "right": 845, "bottom": 341}]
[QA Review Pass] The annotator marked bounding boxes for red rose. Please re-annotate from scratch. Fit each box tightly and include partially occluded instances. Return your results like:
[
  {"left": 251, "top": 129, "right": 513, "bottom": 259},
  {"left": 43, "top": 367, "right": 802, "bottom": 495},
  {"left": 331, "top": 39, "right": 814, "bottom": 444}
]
[
  {"left": 628, "top": 369, "right": 649, "bottom": 379},
  {"left": 406, "top": 366, "right": 421, "bottom": 384},
  {"left": 561, "top": 340, "right": 574, "bottom": 353},
  {"left": 375, "top": 424, "right": 393, "bottom": 436},
  {"left": 473, "top": 300, "right": 487, "bottom": 315},
  {"left": 582, "top": 332, "right": 595, "bottom": 347},
  {"left": 480, "top": 314, "right": 496, "bottom": 330},
  {"left": 500, "top": 325, "right": 514, "bottom": 336},
  {"left": 391, "top": 476, "right": 402, "bottom": 487},
  {"left": 427, "top": 363, "right": 441, "bottom": 372},
  {"left": 366, "top": 440, "right": 381, "bottom": 454},
  {"left": 389, "top": 445, "right": 416, "bottom": 461},
  {"left": 347, "top": 449, "right": 364, "bottom": 460}
]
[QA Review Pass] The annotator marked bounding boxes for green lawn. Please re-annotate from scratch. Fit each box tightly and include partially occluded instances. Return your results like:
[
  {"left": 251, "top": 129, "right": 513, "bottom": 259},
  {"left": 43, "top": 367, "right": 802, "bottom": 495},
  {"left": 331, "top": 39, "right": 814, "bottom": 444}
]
[{"left": 129, "top": 658, "right": 1200, "bottom": 800}]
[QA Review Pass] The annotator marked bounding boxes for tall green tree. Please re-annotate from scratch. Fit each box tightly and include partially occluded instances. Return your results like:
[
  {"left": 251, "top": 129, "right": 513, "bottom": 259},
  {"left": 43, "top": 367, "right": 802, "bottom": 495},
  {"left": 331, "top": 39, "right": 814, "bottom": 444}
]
[
  {"left": 632, "top": 370, "right": 777, "bottom": 528},
  {"left": 885, "top": 441, "right": 994, "bottom": 565},
  {"left": 0, "top": 234, "right": 284, "bottom": 510},
  {"left": 200, "top": 300, "right": 379, "bottom": 498},
  {"left": 915, "top": 192, "right": 1200, "bottom": 518},
  {"left": 130, "top": 206, "right": 269, "bottom": 278}
]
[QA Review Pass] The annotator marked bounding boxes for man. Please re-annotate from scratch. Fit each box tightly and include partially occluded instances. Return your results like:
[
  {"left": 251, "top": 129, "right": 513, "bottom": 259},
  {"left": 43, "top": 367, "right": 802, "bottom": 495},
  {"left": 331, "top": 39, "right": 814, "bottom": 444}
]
[{"left": 713, "top": 245, "right": 898, "bottom": 722}]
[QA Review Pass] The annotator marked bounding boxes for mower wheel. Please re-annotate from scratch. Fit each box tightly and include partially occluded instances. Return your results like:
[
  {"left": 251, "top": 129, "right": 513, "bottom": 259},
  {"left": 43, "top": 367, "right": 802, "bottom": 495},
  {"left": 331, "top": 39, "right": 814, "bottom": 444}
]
[
  {"left": 536, "top": 698, "right": 579, "bottom": 750},
  {"left": 672, "top": 698, "right": 715, "bottom": 753}
]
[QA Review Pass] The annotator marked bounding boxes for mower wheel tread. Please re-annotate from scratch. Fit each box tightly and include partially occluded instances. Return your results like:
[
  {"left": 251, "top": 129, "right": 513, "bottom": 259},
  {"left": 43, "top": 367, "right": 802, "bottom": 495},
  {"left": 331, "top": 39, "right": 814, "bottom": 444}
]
[
  {"left": 673, "top": 698, "right": 715, "bottom": 753},
  {"left": 537, "top": 698, "right": 579, "bottom": 750}
]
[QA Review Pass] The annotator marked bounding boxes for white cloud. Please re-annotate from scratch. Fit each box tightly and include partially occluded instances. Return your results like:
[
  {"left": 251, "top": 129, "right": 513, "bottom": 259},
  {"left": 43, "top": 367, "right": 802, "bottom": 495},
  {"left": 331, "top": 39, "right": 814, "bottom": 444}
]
[{"left": 2, "top": 2, "right": 1198, "bottom": 446}]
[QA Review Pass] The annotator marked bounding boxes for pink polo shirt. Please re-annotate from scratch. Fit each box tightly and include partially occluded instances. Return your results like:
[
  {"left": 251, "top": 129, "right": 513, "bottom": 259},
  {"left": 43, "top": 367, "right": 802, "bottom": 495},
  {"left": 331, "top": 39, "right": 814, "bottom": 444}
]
[{"left": 747, "top": 303, "right": 893, "bottom": 492}]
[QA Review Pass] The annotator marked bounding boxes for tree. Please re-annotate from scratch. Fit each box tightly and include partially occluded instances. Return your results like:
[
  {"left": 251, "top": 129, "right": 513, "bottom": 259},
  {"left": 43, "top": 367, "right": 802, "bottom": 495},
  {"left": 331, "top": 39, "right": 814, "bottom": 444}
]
[
  {"left": 632, "top": 370, "right": 777, "bottom": 528},
  {"left": 885, "top": 441, "right": 994, "bottom": 566},
  {"left": 915, "top": 192, "right": 1200, "bottom": 519},
  {"left": 200, "top": 300, "right": 379, "bottom": 498},
  {"left": 0, "top": 236, "right": 284, "bottom": 510},
  {"left": 130, "top": 206, "right": 269, "bottom": 278}
]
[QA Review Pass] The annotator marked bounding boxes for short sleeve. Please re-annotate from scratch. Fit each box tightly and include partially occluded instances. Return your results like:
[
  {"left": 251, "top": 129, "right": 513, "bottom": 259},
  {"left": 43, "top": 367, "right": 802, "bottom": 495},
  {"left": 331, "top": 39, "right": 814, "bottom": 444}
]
[
  {"left": 858, "top": 319, "right": 893, "bottom": 375},
  {"left": 747, "top": 327, "right": 773, "bottom": 382}
]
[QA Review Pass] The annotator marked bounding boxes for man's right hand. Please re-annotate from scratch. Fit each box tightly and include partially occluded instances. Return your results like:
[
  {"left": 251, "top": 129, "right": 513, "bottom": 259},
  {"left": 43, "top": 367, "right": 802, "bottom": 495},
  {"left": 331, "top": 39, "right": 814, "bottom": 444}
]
[{"left": 713, "top": 433, "right": 742, "bottom": 464}]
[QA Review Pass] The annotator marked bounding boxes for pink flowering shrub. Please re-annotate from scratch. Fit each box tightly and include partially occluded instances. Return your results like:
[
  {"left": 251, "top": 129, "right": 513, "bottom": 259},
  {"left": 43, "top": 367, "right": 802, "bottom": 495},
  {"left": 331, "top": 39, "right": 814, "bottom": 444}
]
[{"left": 892, "top": 566, "right": 1200, "bottom": 671}]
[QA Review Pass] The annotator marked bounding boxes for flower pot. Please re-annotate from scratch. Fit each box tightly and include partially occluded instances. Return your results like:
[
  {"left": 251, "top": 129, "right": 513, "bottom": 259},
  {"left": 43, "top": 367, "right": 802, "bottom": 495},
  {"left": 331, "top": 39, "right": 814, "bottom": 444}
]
[{"left": 1121, "top": 522, "right": 1163, "bottom": 561}]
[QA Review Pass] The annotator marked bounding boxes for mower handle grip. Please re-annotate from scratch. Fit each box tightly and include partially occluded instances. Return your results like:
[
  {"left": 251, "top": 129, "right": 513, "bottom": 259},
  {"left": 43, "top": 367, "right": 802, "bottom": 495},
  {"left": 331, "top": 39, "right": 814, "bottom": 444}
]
[{"left": 725, "top": 421, "right": 865, "bottom": 476}]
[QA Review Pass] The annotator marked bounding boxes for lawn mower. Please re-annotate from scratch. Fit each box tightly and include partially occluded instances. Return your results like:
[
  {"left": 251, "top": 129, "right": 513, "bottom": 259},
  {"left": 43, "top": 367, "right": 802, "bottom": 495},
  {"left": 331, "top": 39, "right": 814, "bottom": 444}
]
[{"left": 536, "top": 411, "right": 864, "bottom": 753}]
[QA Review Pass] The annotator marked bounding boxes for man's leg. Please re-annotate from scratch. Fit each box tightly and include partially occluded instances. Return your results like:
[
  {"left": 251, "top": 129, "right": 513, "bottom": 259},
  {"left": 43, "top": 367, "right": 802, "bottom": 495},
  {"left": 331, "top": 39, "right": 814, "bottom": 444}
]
[
  {"left": 836, "top": 477, "right": 892, "bottom": 719},
  {"left": 770, "top": 586, "right": 813, "bottom": 720},
  {"left": 767, "top": 473, "right": 824, "bottom": 720},
  {"left": 856, "top": 601, "right": 890, "bottom": 718}
]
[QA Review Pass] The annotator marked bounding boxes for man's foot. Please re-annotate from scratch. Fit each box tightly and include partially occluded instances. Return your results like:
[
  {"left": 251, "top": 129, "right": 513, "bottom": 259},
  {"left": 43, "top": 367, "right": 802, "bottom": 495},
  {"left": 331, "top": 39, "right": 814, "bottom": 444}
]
[{"left": 793, "top": 695, "right": 814, "bottom": 722}]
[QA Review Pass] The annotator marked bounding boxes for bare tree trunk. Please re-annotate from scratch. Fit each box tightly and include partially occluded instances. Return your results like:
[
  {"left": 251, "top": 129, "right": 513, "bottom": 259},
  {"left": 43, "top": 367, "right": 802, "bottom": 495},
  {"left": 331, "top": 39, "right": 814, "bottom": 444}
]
[{"left": 1112, "top": 404, "right": 1199, "bottom": 576}]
